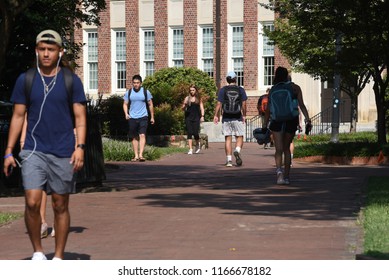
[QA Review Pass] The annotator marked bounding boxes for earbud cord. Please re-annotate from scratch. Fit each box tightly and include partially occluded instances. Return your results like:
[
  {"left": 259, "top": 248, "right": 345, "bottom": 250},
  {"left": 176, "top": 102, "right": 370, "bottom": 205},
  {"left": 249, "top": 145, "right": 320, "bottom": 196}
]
[{"left": 17, "top": 55, "right": 61, "bottom": 166}]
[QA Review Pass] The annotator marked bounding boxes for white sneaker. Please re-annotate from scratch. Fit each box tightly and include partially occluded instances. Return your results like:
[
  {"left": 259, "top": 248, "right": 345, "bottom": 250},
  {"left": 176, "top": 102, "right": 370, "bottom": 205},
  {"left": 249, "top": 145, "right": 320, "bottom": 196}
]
[
  {"left": 195, "top": 145, "right": 200, "bottom": 154},
  {"left": 276, "top": 171, "right": 285, "bottom": 185},
  {"left": 32, "top": 252, "right": 47, "bottom": 260},
  {"left": 187, "top": 149, "right": 193, "bottom": 155},
  {"left": 284, "top": 178, "right": 290, "bottom": 185},
  {"left": 225, "top": 161, "right": 233, "bottom": 167}
]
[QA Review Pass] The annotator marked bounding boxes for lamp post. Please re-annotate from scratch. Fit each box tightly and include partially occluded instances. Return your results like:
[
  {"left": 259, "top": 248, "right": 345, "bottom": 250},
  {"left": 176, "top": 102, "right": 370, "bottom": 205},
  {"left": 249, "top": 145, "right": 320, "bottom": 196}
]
[{"left": 330, "top": 32, "right": 342, "bottom": 143}]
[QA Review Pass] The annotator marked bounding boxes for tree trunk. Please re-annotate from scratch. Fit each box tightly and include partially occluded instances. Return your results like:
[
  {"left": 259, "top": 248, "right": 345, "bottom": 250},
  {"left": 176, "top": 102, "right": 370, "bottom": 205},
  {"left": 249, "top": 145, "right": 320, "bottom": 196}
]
[
  {"left": 349, "top": 94, "right": 358, "bottom": 133},
  {"left": 373, "top": 82, "right": 387, "bottom": 145}
]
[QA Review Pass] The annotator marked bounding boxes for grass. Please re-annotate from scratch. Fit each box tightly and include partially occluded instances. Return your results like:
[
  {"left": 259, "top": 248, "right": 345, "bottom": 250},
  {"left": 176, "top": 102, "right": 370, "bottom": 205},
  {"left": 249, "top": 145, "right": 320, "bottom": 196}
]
[
  {"left": 0, "top": 212, "right": 23, "bottom": 226},
  {"left": 102, "top": 138, "right": 187, "bottom": 161},
  {"left": 293, "top": 132, "right": 389, "bottom": 158},
  {"left": 361, "top": 176, "right": 389, "bottom": 259}
]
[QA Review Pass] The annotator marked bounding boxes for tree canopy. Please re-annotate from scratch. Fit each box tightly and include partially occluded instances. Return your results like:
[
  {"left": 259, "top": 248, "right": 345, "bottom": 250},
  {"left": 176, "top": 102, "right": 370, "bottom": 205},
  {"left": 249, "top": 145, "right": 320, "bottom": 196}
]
[
  {"left": 0, "top": 0, "right": 106, "bottom": 98},
  {"left": 262, "top": 0, "right": 389, "bottom": 144}
]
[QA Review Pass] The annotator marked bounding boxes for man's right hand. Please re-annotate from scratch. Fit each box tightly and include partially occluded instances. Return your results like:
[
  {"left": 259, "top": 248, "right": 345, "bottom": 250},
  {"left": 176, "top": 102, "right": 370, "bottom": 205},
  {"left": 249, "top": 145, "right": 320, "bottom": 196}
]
[{"left": 3, "top": 156, "right": 16, "bottom": 177}]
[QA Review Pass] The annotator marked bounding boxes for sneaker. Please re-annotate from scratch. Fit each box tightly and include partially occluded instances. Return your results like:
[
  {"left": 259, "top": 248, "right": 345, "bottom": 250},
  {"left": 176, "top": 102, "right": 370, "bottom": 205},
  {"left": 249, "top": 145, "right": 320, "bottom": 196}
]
[
  {"left": 32, "top": 252, "right": 47, "bottom": 260},
  {"left": 233, "top": 150, "right": 242, "bottom": 166},
  {"left": 187, "top": 149, "right": 193, "bottom": 155},
  {"left": 276, "top": 170, "right": 285, "bottom": 185},
  {"left": 52, "top": 257, "right": 62, "bottom": 260},
  {"left": 195, "top": 144, "right": 201, "bottom": 154},
  {"left": 284, "top": 177, "right": 290, "bottom": 185},
  {"left": 264, "top": 143, "right": 270, "bottom": 149},
  {"left": 225, "top": 161, "right": 233, "bottom": 167},
  {"left": 40, "top": 223, "right": 48, "bottom": 239}
]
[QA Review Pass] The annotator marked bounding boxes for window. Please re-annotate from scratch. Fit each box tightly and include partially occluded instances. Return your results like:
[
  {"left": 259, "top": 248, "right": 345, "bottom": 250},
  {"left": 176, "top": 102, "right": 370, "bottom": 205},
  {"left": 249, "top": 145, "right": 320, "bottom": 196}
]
[
  {"left": 115, "top": 31, "right": 126, "bottom": 90},
  {"left": 202, "top": 27, "right": 213, "bottom": 77},
  {"left": 232, "top": 26, "right": 244, "bottom": 86},
  {"left": 87, "top": 32, "right": 98, "bottom": 90},
  {"left": 172, "top": 28, "right": 184, "bottom": 67},
  {"left": 263, "top": 23, "right": 275, "bottom": 86},
  {"left": 144, "top": 30, "right": 155, "bottom": 77}
]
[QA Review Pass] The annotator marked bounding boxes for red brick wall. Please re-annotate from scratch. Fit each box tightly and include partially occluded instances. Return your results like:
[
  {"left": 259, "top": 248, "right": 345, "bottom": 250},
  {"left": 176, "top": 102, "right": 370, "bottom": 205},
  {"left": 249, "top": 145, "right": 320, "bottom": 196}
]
[
  {"left": 184, "top": 0, "right": 198, "bottom": 67},
  {"left": 74, "top": 25, "right": 84, "bottom": 81},
  {"left": 97, "top": 0, "right": 111, "bottom": 94},
  {"left": 214, "top": 0, "right": 228, "bottom": 88},
  {"left": 243, "top": 0, "right": 258, "bottom": 91},
  {"left": 155, "top": 0, "right": 169, "bottom": 70},
  {"left": 126, "top": 0, "right": 140, "bottom": 86},
  {"left": 246, "top": 97, "right": 260, "bottom": 117}
]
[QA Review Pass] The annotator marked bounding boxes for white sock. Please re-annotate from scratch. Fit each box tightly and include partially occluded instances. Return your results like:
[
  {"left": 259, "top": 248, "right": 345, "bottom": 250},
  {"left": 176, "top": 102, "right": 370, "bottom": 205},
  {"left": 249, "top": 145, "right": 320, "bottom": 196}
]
[
  {"left": 235, "top": 147, "right": 241, "bottom": 153},
  {"left": 227, "top": 155, "right": 232, "bottom": 161}
]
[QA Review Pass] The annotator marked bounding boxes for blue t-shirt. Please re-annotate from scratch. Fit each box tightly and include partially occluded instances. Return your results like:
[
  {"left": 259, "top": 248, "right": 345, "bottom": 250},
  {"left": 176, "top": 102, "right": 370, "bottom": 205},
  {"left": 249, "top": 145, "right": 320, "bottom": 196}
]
[
  {"left": 123, "top": 87, "right": 153, "bottom": 119},
  {"left": 217, "top": 84, "right": 247, "bottom": 122},
  {"left": 11, "top": 68, "right": 86, "bottom": 158}
]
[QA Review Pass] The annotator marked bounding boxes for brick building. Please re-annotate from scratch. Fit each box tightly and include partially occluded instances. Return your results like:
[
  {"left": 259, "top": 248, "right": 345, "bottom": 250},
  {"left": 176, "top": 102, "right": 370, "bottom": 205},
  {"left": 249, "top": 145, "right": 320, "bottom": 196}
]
[{"left": 74, "top": 0, "right": 376, "bottom": 123}]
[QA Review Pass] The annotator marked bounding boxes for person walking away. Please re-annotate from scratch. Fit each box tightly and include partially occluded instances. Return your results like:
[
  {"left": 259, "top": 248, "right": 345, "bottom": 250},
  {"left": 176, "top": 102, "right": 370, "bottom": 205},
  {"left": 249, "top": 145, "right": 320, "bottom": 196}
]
[
  {"left": 3, "top": 30, "right": 87, "bottom": 260},
  {"left": 263, "top": 66, "right": 310, "bottom": 185},
  {"left": 123, "top": 74, "right": 155, "bottom": 162},
  {"left": 257, "top": 88, "right": 274, "bottom": 149},
  {"left": 213, "top": 71, "right": 247, "bottom": 167},
  {"left": 182, "top": 84, "right": 205, "bottom": 154}
]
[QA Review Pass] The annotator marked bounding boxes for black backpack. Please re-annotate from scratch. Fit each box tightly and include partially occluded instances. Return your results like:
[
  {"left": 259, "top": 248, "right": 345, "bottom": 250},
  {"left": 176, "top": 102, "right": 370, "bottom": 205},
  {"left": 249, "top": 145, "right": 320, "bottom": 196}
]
[{"left": 223, "top": 85, "right": 242, "bottom": 114}]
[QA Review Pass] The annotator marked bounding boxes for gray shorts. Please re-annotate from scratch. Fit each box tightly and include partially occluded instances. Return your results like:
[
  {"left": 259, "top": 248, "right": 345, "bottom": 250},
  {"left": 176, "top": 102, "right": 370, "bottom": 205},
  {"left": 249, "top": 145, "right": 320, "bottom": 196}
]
[
  {"left": 19, "top": 150, "right": 76, "bottom": 194},
  {"left": 222, "top": 120, "right": 245, "bottom": 136}
]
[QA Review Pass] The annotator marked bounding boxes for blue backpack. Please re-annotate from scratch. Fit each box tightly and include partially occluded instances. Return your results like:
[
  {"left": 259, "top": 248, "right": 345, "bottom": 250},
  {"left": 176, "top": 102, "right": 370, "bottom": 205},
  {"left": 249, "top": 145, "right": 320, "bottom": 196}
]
[{"left": 269, "top": 81, "right": 298, "bottom": 121}]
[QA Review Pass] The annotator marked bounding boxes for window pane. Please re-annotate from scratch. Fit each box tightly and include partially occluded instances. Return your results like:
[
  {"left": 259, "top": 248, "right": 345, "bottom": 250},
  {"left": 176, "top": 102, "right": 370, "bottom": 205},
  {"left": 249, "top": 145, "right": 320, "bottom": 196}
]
[
  {"left": 233, "top": 58, "right": 244, "bottom": 86},
  {"left": 116, "top": 31, "right": 126, "bottom": 61},
  {"left": 232, "top": 26, "right": 243, "bottom": 57},
  {"left": 264, "top": 57, "right": 274, "bottom": 86},
  {"left": 89, "top": 62, "right": 98, "bottom": 90},
  {"left": 145, "top": 61, "right": 155, "bottom": 77},
  {"left": 144, "top": 31, "right": 155, "bottom": 60},
  {"left": 88, "top": 32, "right": 98, "bottom": 61},
  {"left": 263, "top": 24, "right": 275, "bottom": 56},
  {"left": 116, "top": 61, "right": 126, "bottom": 89},
  {"left": 203, "top": 59, "right": 214, "bottom": 77},
  {"left": 173, "top": 28, "right": 184, "bottom": 67},
  {"left": 202, "top": 27, "right": 213, "bottom": 58}
]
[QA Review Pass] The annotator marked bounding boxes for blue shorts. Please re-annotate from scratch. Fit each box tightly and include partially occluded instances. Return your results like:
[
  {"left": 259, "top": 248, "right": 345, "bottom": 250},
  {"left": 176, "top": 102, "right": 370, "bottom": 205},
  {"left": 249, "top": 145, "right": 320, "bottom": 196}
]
[{"left": 19, "top": 150, "right": 76, "bottom": 194}]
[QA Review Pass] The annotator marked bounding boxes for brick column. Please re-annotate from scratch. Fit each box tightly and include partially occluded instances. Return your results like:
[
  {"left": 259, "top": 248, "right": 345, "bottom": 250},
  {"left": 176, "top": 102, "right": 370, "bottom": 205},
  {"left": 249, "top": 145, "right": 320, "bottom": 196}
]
[
  {"left": 244, "top": 0, "right": 258, "bottom": 90},
  {"left": 155, "top": 0, "right": 169, "bottom": 70},
  {"left": 214, "top": 0, "right": 228, "bottom": 88},
  {"left": 74, "top": 26, "right": 84, "bottom": 81},
  {"left": 126, "top": 0, "right": 140, "bottom": 87},
  {"left": 184, "top": 0, "right": 197, "bottom": 67},
  {"left": 97, "top": 0, "right": 111, "bottom": 94}
]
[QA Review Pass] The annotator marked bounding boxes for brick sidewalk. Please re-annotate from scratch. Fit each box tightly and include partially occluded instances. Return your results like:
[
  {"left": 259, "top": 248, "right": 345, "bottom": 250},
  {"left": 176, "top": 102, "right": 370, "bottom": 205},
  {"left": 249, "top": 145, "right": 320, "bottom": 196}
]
[{"left": 0, "top": 142, "right": 387, "bottom": 260}]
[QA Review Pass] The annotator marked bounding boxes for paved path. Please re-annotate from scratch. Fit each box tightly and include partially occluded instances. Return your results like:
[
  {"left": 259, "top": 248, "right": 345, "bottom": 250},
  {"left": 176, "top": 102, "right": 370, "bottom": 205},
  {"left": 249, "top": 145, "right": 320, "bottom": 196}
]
[{"left": 0, "top": 142, "right": 387, "bottom": 260}]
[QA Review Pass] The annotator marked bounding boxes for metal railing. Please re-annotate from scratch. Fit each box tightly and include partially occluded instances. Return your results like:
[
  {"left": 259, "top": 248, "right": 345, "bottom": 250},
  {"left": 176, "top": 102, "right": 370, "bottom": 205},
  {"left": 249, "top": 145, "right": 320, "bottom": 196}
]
[{"left": 245, "top": 104, "right": 346, "bottom": 141}]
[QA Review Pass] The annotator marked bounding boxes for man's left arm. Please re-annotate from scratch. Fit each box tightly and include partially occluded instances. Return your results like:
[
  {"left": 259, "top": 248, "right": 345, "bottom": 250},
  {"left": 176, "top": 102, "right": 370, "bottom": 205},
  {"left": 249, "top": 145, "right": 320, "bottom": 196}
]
[
  {"left": 148, "top": 99, "right": 155, "bottom": 125},
  {"left": 71, "top": 103, "right": 87, "bottom": 172}
]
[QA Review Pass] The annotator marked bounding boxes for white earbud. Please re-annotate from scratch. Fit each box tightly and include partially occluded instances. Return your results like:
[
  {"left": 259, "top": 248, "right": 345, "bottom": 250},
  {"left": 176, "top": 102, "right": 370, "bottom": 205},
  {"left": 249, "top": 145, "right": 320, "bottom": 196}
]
[{"left": 59, "top": 52, "right": 62, "bottom": 58}]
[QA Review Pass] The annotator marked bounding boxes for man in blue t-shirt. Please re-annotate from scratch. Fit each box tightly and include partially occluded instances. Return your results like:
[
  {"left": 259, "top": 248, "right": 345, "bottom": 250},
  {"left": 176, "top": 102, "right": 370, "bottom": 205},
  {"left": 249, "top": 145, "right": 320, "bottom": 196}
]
[
  {"left": 213, "top": 71, "right": 247, "bottom": 167},
  {"left": 3, "top": 30, "right": 87, "bottom": 260},
  {"left": 123, "top": 74, "right": 155, "bottom": 162}
]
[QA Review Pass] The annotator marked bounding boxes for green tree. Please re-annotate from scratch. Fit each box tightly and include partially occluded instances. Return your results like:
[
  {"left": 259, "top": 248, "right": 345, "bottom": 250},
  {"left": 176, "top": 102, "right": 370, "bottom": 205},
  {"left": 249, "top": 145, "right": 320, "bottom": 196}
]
[
  {"left": 0, "top": 0, "right": 106, "bottom": 98},
  {"left": 263, "top": 0, "right": 389, "bottom": 144}
]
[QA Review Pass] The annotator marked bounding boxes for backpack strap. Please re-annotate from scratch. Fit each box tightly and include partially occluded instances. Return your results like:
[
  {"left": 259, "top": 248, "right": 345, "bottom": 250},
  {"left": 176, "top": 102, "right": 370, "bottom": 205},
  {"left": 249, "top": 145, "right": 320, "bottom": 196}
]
[{"left": 24, "top": 67, "right": 73, "bottom": 108}]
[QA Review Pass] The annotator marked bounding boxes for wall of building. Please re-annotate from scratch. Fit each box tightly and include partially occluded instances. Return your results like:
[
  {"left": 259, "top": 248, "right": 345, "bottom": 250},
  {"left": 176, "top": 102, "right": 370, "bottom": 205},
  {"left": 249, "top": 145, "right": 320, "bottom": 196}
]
[{"left": 74, "top": 0, "right": 376, "bottom": 126}]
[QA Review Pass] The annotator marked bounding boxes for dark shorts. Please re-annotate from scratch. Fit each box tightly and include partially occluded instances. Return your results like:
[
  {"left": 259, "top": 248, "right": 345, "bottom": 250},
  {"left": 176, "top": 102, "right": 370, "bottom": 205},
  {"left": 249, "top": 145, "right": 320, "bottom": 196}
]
[
  {"left": 128, "top": 116, "right": 148, "bottom": 139},
  {"left": 269, "top": 117, "right": 299, "bottom": 134}
]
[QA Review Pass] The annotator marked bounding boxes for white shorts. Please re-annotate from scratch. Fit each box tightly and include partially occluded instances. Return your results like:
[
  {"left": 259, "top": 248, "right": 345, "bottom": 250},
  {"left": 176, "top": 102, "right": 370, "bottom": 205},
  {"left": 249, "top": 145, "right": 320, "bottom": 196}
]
[{"left": 222, "top": 120, "right": 245, "bottom": 136}]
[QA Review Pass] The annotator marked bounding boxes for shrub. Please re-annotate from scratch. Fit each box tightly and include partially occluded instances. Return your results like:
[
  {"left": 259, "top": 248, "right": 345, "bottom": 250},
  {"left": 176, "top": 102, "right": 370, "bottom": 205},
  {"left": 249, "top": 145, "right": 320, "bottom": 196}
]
[{"left": 99, "top": 94, "right": 128, "bottom": 138}]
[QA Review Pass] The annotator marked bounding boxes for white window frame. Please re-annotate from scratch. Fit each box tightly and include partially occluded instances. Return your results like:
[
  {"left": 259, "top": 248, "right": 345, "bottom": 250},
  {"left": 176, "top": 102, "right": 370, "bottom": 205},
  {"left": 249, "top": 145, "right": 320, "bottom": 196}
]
[
  {"left": 83, "top": 30, "right": 98, "bottom": 94},
  {"left": 111, "top": 29, "right": 126, "bottom": 93},
  {"left": 258, "top": 22, "right": 275, "bottom": 89},
  {"left": 198, "top": 25, "right": 214, "bottom": 77},
  {"left": 169, "top": 27, "right": 184, "bottom": 67},
  {"left": 141, "top": 29, "right": 155, "bottom": 78},
  {"left": 228, "top": 24, "right": 244, "bottom": 86}
]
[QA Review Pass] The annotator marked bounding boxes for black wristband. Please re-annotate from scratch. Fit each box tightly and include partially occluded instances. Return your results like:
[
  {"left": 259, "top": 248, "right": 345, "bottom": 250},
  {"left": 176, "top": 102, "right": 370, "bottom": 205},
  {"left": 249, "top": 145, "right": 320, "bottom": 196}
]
[{"left": 77, "top": 144, "right": 86, "bottom": 150}]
